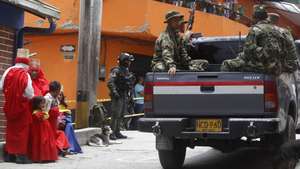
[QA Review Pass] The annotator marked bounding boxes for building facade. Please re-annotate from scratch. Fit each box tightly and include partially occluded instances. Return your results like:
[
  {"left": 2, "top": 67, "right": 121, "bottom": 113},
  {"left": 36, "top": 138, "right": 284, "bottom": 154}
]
[{"left": 0, "top": 0, "right": 59, "bottom": 141}]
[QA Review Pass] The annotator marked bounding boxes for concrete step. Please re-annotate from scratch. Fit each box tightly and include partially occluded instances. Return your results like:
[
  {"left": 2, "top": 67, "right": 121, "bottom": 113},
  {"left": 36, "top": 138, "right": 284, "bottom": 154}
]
[{"left": 0, "top": 127, "right": 102, "bottom": 162}]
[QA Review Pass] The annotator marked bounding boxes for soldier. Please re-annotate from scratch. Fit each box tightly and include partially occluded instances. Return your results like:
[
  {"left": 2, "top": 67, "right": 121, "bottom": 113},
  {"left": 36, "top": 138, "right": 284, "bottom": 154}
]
[
  {"left": 221, "top": 5, "right": 298, "bottom": 75},
  {"left": 152, "top": 10, "right": 208, "bottom": 75},
  {"left": 107, "top": 53, "right": 135, "bottom": 140},
  {"left": 267, "top": 12, "right": 298, "bottom": 73}
]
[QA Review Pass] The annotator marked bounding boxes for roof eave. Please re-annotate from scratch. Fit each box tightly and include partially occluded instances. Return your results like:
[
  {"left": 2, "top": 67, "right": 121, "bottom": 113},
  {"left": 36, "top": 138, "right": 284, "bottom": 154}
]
[{"left": 0, "top": 0, "right": 60, "bottom": 19}]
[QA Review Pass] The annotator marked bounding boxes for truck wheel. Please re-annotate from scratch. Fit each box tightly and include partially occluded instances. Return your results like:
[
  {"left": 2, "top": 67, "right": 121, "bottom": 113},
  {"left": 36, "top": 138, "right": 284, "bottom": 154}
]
[
  {"left": 158, "top": 140, "right": 186, "bottom": 169},
  {"left": 272, "top": 115, "right": 296, "bottom": 169},
  {"left": 276, "top": 115, "right": 295, "bottom": 146}
]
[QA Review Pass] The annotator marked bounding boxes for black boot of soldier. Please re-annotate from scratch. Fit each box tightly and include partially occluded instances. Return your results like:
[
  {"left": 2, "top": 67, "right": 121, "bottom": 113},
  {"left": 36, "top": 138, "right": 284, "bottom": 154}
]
[
  {"left": 15, "top": 155, "right": 32, "bottom": 164},
  {"left": 110, "top": 133, "right": 117, "bottom": 140},
  {"left": 116, "top": 132, "right": 127, "bottom": 139}
]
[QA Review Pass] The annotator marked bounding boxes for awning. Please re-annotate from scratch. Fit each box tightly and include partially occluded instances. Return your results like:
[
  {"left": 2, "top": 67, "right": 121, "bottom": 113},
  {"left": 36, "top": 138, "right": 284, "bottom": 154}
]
[{"left": 0, "top": 0, "right": 60, "bottom": 19}]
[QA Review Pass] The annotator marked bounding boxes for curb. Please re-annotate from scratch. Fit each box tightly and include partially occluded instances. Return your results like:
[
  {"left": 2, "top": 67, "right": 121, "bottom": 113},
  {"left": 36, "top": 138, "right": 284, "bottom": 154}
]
[{"left": 0, "top": 128, "right": 102, "bottom": 162}]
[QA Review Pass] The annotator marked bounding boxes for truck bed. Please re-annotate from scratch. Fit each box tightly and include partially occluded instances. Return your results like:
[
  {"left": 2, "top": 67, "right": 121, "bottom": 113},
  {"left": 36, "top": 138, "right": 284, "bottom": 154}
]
[{"left": 145, "top": 72, "right": 273, "bottom": 117}]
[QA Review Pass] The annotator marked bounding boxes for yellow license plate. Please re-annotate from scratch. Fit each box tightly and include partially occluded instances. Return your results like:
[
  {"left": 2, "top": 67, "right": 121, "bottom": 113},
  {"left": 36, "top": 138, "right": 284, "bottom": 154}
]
[{"left": 196, "top": 119, "right": 222, "bottom": 132}]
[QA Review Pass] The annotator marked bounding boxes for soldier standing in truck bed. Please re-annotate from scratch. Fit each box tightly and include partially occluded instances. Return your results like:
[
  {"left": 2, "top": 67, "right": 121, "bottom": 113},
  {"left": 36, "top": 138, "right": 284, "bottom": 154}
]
[
  {"left": 107, "top": 53, "right": 135, "bottom": 140},
  {"left": 151, "top": 10, "right": 208, "bottom": 75}
]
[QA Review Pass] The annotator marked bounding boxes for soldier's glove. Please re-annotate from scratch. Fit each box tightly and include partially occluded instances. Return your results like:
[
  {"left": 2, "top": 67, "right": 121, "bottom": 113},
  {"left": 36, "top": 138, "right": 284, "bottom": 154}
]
[{"left": 112, "top": 91, "right": 120, "bottom": 99}]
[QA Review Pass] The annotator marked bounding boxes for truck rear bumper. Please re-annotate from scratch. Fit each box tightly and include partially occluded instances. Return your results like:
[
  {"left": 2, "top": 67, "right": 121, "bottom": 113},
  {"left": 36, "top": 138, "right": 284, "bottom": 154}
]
[{"left": 138, "top": 117, "right": 281, "bottom": 139}]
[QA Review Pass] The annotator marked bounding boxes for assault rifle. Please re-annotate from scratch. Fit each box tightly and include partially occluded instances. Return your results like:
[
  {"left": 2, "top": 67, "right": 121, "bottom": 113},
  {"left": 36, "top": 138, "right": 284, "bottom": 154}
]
[{"left": 186, "top": 0, "right": 196, "bottom": 31}]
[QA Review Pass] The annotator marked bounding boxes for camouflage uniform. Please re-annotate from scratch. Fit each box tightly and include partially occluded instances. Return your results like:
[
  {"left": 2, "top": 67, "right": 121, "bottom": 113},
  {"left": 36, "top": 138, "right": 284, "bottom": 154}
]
[
  {"left": 152, "top": 26, "right": 191, "bottom": 71},
  {"left": 221, "top": 6, "right": 298, "bottom": 75},
  {"left": 152, "top": 11, "right": 208, "bottom": 72},
  {"left": 277, "top": 26, "right": 298, "bottom": 73},
  {"left": 107, "top": 53, "right": 135, "bottom": 140}
]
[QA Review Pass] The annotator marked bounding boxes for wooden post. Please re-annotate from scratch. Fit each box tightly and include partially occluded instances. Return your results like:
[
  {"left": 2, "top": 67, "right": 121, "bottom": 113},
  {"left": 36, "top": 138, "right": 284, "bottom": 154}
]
[{"left": 76, "top": 0, "right": 102, "bottom": 128}]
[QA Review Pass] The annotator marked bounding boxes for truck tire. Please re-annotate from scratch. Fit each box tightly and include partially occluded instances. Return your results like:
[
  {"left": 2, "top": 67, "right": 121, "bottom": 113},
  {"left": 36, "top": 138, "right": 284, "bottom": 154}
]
[
  {"left": 158, "top": 140, "right": 186, "bottom": 169},
  {"left": 272, "top": 115, "right": 296, "bottom": 169},
  {"left": 275, "top": 115, "right": 296, "bottom": 146},
  {"left": 280, "top": 116, "right": 296, "bottom": 169}
]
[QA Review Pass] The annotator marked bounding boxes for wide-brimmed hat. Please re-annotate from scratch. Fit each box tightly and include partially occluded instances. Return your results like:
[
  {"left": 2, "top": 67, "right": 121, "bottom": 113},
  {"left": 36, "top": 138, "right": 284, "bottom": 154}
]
[
  {"left": 15, "top": 48, "right": 37, "bottom": 65},
  {"left": 179, "top": 17, "right": 188, "bottom": 25},
  {"left": 17, "top": 48, "right": 37, "bottom": 58},
  {"left": 164, "top": 10, "right": 184, "bottom": 23}
]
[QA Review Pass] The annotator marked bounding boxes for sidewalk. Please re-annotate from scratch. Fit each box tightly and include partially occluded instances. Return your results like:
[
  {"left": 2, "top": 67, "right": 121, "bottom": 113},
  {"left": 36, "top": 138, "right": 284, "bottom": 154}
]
[{"left": 0, "top": 131, "right": 160, "bottom": 169}]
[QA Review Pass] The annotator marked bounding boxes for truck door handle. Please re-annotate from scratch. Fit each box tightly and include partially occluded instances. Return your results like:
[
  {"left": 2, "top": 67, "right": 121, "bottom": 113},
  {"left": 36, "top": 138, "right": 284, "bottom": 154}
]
[{"left": 200, "top": 86, "right": 215, "bottom": 92}]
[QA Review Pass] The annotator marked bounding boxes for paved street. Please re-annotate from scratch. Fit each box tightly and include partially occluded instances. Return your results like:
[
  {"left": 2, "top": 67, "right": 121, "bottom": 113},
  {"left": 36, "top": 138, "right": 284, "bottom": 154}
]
[{"left": 1, "top": 131, "right": 300, "bottom": 169}]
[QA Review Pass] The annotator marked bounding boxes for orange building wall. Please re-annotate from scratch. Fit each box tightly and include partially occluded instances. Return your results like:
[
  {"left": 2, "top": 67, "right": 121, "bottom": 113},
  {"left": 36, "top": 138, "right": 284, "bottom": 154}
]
[
  {"left": 147, "top": 1, "right": 249, "bottom": 37},
  {"left": 98, "top": 37, "right": 154, "bottom": 101},
  {"left": 25, "top": 34, "right": 154, "bottom": 108},
  {"left": 26, "top": 33, "right": 78, "bottom": 108},
  {"left": 24, "top": 0, "right": 250, "bottom": 109}
]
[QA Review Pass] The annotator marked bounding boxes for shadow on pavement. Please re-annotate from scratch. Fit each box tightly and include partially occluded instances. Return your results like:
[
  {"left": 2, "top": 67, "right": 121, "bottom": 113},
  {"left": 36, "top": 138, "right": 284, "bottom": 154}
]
[{"left": 184, "top": 147, "right": 275, "bottom": 169}]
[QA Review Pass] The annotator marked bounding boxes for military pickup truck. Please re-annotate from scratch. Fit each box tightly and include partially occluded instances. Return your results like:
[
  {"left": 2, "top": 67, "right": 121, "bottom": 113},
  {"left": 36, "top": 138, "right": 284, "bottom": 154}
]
[{"left": 138, "top": 36, "right": 300, "bottom": 169}]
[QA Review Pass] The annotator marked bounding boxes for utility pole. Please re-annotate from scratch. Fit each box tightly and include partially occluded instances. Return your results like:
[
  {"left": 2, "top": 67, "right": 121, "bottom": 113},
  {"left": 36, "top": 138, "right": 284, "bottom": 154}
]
[{"left": 76, "top": 0, "right": 103, "bottom": 128}]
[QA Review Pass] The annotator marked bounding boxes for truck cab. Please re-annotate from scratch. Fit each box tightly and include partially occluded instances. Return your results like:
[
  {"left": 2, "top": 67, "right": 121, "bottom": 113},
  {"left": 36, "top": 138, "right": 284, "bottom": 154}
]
[{"left": 138, "top": 36, "right": 300, "bottom": 169}]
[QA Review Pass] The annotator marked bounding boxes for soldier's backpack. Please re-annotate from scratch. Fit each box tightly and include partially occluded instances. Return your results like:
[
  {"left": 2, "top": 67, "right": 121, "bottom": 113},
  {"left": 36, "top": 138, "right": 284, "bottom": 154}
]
[{"left": 89, "top": 103, "right": 106, "bottom": 127}]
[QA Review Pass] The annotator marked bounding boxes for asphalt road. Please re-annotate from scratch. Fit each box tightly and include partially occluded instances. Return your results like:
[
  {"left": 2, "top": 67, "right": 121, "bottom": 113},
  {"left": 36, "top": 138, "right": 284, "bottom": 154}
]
[{"left": 0, "top": 131, "right": 300, "bottom": 169}]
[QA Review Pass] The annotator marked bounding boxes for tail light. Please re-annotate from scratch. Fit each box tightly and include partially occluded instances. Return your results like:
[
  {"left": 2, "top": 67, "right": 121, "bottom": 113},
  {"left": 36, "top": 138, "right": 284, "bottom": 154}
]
[
  {"left": 264, "top": 80, "right": 278, "bottom": 112},
  {"left": 144, "top": 82, "right": 153, "bottom": 113}
]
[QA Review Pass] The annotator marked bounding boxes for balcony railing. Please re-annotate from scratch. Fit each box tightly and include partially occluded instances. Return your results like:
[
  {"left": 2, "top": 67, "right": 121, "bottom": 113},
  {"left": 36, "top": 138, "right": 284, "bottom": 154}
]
[{"left": 155, "top": 0, "right": 252, "bottom": 27}]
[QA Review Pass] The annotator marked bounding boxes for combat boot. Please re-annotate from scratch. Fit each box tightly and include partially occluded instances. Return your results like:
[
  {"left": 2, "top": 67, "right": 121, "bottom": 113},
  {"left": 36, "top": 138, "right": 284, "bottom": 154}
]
[
  {"left": 116, "top": 132, "right": 127, "bottom": 139},
  {"left": 110, "top": 133, "right": 117, "bottom": 140}
]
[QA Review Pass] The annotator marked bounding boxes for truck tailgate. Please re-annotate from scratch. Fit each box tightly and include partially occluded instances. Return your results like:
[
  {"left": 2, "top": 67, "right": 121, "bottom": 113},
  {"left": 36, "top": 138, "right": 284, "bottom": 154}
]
[{"left": 146, "top": 72, "right": 266, "bottom": 116}]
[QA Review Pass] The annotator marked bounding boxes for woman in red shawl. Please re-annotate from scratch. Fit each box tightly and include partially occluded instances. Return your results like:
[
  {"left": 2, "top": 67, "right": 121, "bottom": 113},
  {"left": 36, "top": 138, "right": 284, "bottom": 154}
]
[{"left": 28, "top": 65, "right": 49, "bottom": 96}]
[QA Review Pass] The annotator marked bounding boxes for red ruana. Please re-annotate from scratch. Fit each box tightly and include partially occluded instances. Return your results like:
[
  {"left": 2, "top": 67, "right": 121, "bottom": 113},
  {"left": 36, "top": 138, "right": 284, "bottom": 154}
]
[
  {"left": 48, "top": 107, "right": 70, "bottom": 151},
  {"left": 28, "top": 67, "right": 49, "bottom": 96},
  {"left": 29, "top": 111, "right": 57, "bottom": 162},
  {"left": 3, "top": 68, "right": 31, "bottom": 155}
]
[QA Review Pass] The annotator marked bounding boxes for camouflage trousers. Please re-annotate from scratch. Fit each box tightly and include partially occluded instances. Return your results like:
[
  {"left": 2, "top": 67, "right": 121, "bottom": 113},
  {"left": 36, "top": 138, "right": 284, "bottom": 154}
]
[
  {"left": 221, "top": 58, "right": 245, "bottom": 72},
  {"left": 152, "top": 59, "right": 209, "bottom": 72},
  {"left": 189, "top": 59, "right": 209, "bottom": 71},
  {"left": 110, "top": 95, "right": 128, "bottom": 134},
  {"left": 152, "top": 62, "right": 167, "bottom": 72}
]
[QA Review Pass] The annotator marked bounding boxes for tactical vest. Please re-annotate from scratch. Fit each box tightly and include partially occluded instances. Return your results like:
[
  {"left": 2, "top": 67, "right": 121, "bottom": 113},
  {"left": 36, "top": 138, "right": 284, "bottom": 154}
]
[{"left": 114, "top": 67, "right": 134, "bottom": 92}]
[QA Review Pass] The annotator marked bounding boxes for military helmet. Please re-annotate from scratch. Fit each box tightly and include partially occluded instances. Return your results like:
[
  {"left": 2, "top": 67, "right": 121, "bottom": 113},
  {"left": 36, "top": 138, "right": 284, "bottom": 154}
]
[
  {"left": 164, "top": 10, "right": 184, "bottom": 23},
  {"left": 118, "top": 52, "right": 134, "bottom": 62},
  {"left": 253, "top": 5, "right": 268, "bottom": 20}
]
